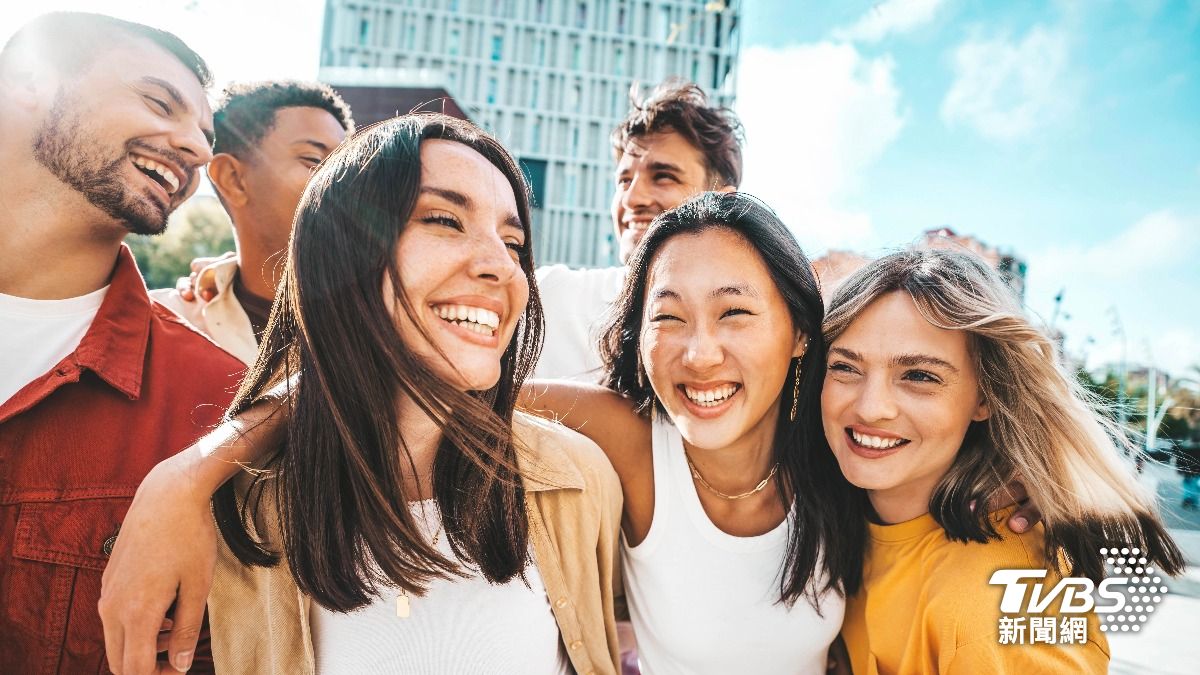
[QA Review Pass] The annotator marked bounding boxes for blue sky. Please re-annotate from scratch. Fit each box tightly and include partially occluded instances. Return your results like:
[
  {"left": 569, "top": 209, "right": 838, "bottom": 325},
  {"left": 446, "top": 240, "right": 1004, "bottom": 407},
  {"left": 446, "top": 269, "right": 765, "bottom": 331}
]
[
  {"left": 737, "top": 0, "right": 1200, "bottom": 376},
  {"left": 4, "top": 0, "right": 1198, "bottom": 374}
]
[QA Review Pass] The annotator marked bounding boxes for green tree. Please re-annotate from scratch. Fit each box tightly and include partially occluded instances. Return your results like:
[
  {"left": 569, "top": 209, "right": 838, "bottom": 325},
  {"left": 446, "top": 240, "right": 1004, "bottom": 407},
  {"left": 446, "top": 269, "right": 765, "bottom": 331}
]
[{"left": 128, "top": 196, "right": 234, "bottom": 290}]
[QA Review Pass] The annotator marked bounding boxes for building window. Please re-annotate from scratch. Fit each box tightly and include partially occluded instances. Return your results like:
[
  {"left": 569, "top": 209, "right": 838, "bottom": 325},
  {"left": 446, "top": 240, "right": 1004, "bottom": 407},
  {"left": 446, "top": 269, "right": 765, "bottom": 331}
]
[
  {"left": 531, "top": 119, "right": 542, "bottom": 153},
  {"left": 487, "top": 76, "right": 498, "bottom": 105},
  {"left": 491, "top": 30, "right": 503, "bottom": 61},
  {"left": 618, "top": 7, "right": 626, "bottom": 32},
  {"left": 358, "top": 18, "right": 370, "bottom": 46},
  {"left": 577, "top": 3, "right": 587, "bottom": 29},
  {"left": 535, "top": 37, "right": 545, "bottom": 65},
  {"left": 615, "top": 46, "right": 625, "bottom": 76},
  {"left": 571, "top": 40, "right": 581, "bottom": 70},
  {"left": 530, "top": 77, "right": 540, "bottom": 106},
  {"left": 449, "top": 28, "right": 461, "bottom": 56}
]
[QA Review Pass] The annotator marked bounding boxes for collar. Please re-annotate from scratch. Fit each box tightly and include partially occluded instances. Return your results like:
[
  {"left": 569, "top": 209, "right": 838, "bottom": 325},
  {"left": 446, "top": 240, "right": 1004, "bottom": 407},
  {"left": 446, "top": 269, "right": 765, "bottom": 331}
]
[
  {"left": 513, "top": 411, "right": 586, "bottom": 493},
  {"left": 71, "top": 244, "right": 153, "bottom": 399}
]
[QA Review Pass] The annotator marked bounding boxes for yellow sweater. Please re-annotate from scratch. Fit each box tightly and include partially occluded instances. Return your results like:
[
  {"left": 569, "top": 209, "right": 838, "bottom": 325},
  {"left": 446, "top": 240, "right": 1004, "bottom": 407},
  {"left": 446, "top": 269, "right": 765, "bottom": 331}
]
[{"left": 842, "top": 507, "right": 1109, "bottom": 675}]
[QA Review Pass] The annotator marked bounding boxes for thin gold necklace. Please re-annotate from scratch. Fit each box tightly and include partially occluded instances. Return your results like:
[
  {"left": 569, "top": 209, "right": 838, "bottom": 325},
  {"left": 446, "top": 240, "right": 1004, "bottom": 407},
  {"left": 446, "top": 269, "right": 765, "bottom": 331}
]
[
  {"left": 396, "top": 507, "right": 444, "bottom": 619},
  {"left": 685, "top": 454, "right": 779, "bottom": 500}
]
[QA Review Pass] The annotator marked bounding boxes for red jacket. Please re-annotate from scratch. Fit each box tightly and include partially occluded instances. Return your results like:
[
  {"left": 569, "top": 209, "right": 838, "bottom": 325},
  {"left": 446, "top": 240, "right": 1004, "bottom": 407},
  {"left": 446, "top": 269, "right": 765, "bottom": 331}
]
[{"left": 0, "top": 246, "right": 244, "bottom": 674}]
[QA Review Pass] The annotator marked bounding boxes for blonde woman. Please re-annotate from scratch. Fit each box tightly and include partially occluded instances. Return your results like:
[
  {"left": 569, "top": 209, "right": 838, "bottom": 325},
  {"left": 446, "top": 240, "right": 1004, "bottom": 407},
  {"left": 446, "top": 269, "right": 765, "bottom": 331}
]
[{"left": 821, "top": 248, "right": 1184, "bottom": 674}]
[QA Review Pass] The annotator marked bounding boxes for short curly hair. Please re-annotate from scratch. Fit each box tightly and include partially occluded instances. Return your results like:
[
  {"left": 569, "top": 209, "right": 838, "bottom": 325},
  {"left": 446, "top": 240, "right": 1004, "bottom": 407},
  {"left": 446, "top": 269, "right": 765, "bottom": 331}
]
[
  {"left": 213, "top": 80, "right": 355, "bottom": 157},
  {"left": 610, "top": 78, "right": 744, "bottom": 188}
]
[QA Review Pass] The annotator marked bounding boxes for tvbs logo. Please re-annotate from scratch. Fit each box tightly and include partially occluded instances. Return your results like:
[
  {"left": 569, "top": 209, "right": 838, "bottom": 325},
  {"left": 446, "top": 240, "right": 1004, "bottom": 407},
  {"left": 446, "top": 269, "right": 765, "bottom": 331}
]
[{"left": 988, "top": 547, "right": 1167, "bottom": 633}]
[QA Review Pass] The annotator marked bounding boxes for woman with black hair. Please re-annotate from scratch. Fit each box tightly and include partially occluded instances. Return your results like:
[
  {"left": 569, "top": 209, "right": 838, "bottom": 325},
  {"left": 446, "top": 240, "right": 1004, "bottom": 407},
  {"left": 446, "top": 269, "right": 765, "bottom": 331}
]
[{"left": 522, "top": 191, "right": 862, "bottom": 674}]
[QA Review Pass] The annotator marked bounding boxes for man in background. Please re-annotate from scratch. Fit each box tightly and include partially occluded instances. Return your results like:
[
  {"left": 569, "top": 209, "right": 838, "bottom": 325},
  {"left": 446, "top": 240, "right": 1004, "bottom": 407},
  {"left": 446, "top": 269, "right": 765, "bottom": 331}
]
[
  {"left": 0, "top": 12, "right": 240, "bottom": 673},
  {"left": 179, "top": 79, "right": 743, "bottom": 380},
  {"left": 533, "top": 79, "right": 743, "bottom": 381},
  {"left": 153, "top": 80, "right": 353, "bottom": 363}
]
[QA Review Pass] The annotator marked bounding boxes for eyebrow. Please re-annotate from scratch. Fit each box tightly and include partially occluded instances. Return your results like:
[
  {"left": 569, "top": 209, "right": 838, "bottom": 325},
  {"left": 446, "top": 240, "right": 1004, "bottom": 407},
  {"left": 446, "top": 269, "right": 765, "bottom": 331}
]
[
  {"left": 420, "top": 186, "right": 471, "bottom": 208},
  {"left": 828, "top": 347, "right": 960, "bottom": 374},
  {"left": 649, "top": 284, "right": 758, "bottom": 302},
  {"left": 616, "top": 159, "right": 684, "bottom": 177},
  {"left": 292, "top": 139, "right": 332, "bottom": 153},
  {"left": 139, "top": 76, "right": 216, "bottom": 147},
  {"left": 419, "top": 186, "right": 523, "bottom": 234}
]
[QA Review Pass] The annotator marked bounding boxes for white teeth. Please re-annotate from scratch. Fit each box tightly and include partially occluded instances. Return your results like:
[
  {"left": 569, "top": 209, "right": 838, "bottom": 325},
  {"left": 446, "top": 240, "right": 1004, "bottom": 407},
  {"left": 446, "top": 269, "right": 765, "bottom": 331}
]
[
  {"left": 683, "top": 384, "right": 738, "bottom": 407},
  {"left": 131, "top": 155, "right": 180, "bottom": 194},
  {"left": 850, "top": 430, "right": 907, "bottom": 449},
  {"left": 432, "top": 303, "right": 501, "bottom": 336}
]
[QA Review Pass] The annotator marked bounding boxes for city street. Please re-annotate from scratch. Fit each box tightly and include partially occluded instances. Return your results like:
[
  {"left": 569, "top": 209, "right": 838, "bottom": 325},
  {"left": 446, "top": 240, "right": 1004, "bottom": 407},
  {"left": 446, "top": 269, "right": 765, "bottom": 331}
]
[{"left": 1109, "top": 460, "right": 1200, "bottom": 674}]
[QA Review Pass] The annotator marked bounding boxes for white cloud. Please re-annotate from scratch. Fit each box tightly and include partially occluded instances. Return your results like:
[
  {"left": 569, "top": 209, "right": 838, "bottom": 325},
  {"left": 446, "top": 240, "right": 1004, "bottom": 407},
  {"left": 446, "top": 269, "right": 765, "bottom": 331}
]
[
  {"left": 832, "top": 0, "right": 948, "bottom": 43},
  {"left": 941, "top": 25, "right": 1071, "bottom": 141},
  {"left": 735, "top": 43, "right": 905, "bottom": 253},
  {"left": 1025, "top": 210, "right": 1200, "bottom": 376}
]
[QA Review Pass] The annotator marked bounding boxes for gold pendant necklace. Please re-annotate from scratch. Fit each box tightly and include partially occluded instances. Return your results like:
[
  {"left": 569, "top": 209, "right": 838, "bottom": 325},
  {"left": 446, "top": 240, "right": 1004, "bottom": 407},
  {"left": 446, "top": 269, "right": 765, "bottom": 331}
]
[
  {"left": 396, "top": 514, "right": 443, "bottom": 619},
  {"left": 685, "top": 454, "right": 779, "bottom": 500}
]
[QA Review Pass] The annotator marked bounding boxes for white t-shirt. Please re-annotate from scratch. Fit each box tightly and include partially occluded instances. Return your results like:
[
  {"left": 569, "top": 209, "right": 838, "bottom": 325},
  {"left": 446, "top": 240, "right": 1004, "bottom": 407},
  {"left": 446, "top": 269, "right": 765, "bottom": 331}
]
[
  {"left": 532, "top": 265, "right": 627, "bottom": 382},
  {"left": 623, "top": 418, "right": 844, "bottom": 675},
  {"left": 0, "top": 286, "right": 109, "bottom": 405},
  {"left": 309, "top": 500, "right": 570, "bottom": 675}
]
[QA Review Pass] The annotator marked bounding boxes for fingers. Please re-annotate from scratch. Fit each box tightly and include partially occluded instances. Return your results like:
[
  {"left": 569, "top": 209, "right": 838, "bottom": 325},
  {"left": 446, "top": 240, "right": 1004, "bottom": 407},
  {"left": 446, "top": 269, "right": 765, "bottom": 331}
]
[
  {"left": 165, "top": 580, "right": 209, "bottom": 673},
  {"left": 99, "top": 590, "right": 125, "bottom": 675},
  {"left": 196, "top": 266, "right": 219, "bottom": 303},
  {"left": 176, "top": 273, "right": 196, "bottom": 302},
  {"left": 1008, "top": 501, "right": 1041, "bottom": 534}
]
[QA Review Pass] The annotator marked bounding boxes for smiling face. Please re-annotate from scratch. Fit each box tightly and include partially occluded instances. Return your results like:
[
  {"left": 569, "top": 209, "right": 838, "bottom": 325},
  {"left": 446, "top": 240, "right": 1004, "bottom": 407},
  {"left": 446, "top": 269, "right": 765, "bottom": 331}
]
[
  {"left": 821, "top": 291, "right": 990, "bottom": 523},
  {"left": 30, "top": 38, "right": 214, "bottom": 235},
  {"left": 386, "top": 139, "right": 530, "bottom": 392},
  {"left": 238, "top": 106, "right": 347, "bottom": 255},
  {"left": 611, "top": 130, "right": 716, "bottom": 263},
  {"left": 641, "top": 227, "right": 805, "bottom": 452}
]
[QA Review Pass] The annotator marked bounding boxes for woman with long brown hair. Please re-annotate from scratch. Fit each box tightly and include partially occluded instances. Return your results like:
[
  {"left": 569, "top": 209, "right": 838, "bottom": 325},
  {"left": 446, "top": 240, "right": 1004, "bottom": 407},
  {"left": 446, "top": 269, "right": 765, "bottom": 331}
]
[
  {"left": 822, "top": 248, "right": 1184, "bottom": 673},
  {"left": 104, "top": 113, "right": 622, "bottom": 675}
]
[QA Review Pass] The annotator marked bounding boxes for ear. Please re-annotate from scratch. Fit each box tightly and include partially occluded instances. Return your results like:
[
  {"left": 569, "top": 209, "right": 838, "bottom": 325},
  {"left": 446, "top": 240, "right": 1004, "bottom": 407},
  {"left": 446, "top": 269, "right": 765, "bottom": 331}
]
[
  {"left": 791, "top": 331, "right": 809, "bottom": 359},
  {"left": 206, "top": 154, "right": 249, "bottom": 208},
  {"left": 971, "top": 395, "right": 991, "bottom": 422}
]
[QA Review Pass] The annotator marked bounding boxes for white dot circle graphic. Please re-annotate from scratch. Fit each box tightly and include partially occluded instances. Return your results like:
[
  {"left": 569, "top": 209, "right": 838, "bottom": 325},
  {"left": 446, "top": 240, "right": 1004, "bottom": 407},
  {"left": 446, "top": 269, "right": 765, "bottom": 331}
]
[
  {"left": 1154, "top": 577, "right": 1161, "bottom": 583},
  {"left": 1121, "top": 625, "right": 1130, "bottom": 632},
  {"left": 1132, "top": 625, "right": 1141, "bottom": 632},
  {"left": 1100, "top": 547, "right": 1109, "bottom": 555},
  {"left": 1122, "top": 548, "right": 1130, "bottom": 555}
]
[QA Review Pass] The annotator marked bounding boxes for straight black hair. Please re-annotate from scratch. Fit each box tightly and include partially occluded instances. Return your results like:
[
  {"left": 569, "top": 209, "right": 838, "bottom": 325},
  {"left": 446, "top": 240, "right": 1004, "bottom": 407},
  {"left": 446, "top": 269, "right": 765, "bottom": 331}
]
[{"left": 600, "top": 191, "right": 866, "bottom": 604}]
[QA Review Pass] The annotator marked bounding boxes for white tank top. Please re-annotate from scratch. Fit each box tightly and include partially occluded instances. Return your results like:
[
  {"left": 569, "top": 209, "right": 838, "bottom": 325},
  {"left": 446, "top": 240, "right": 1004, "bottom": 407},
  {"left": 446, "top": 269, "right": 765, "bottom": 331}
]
[
  {"left": 622, "top": 418, "right": 845, "bottom": 675},
  {"left": 310, "top": 500, "right": 570, "bottom": 674}
]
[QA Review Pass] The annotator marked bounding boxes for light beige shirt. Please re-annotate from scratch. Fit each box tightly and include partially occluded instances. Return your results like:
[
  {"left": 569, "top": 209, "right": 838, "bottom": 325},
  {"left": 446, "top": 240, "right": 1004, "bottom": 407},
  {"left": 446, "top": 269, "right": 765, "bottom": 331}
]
[
  {"left": 206, "top": 411, "right": 624, "bottom": 675},
  {"left": 150, "top": 256, "right": 258, "bottom": 365}
]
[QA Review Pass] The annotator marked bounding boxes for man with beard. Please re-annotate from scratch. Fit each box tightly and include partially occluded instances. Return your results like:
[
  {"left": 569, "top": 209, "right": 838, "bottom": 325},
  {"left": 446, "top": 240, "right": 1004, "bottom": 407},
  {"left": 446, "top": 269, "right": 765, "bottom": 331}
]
[
  {"left": 531, "top": 79, "right": 742, "bottom": 381},
  {"left": 0, "top": 13, "right": 240, "bottom": 673},
  {"left": 152, "top": 81, "right": 353, "bottom": 363}
]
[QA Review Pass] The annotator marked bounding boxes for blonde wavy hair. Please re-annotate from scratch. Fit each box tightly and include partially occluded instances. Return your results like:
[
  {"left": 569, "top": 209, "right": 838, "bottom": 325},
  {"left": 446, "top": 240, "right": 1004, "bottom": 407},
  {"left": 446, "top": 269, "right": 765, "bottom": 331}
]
[{"left": 823, "top": 248, "right": 1184, "bottom": 581}]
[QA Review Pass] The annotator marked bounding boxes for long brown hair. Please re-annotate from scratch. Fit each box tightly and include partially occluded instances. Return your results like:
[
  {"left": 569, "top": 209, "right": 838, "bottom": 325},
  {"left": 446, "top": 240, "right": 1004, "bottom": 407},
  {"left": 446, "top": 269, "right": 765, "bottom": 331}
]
[
  {"left": 601, "top": 192, "right": 866, "bottom": 605},
  {"left": 823, "top": 248, "right": 1184, "bottom": 581},
  {"left": 213, "top": 114, "right": 545, "bottom": 611}
]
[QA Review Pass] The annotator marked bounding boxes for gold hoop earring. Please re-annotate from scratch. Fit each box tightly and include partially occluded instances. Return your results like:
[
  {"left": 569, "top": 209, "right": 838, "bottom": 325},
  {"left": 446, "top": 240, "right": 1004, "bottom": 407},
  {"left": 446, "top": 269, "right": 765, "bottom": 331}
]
[{"left": 789, "top": 357, "right": 803, "bottom": 422}]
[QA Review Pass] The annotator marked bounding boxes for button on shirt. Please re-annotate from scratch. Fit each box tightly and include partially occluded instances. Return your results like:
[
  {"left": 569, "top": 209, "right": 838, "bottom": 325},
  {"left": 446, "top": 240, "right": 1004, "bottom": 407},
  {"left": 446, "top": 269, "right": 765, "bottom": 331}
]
[{"left": 0, "top": 246, "right": 244, "bottom": 674}]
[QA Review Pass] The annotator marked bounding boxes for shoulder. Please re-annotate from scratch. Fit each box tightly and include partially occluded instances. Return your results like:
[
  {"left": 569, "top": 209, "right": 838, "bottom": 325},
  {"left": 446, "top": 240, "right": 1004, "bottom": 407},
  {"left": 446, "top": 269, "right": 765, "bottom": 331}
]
[
  {"left": 515, "top": 411, "right": 620, "bottom": 481},
  {"left": 922, "top": 517, "right": 1058, "bottom": 638},
  {"left": 514, "top": 411, "right": 621, "bottom": 497},
  {"left": 148, "top": 300, "right": 243, "bottom": 371}
]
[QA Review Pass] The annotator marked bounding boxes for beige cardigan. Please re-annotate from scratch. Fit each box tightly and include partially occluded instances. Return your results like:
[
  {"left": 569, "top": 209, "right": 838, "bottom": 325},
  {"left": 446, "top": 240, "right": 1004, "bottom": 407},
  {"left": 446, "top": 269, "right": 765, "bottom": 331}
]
[{"left": 206, "top": 412, "right": 623, "bottom": 675}]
